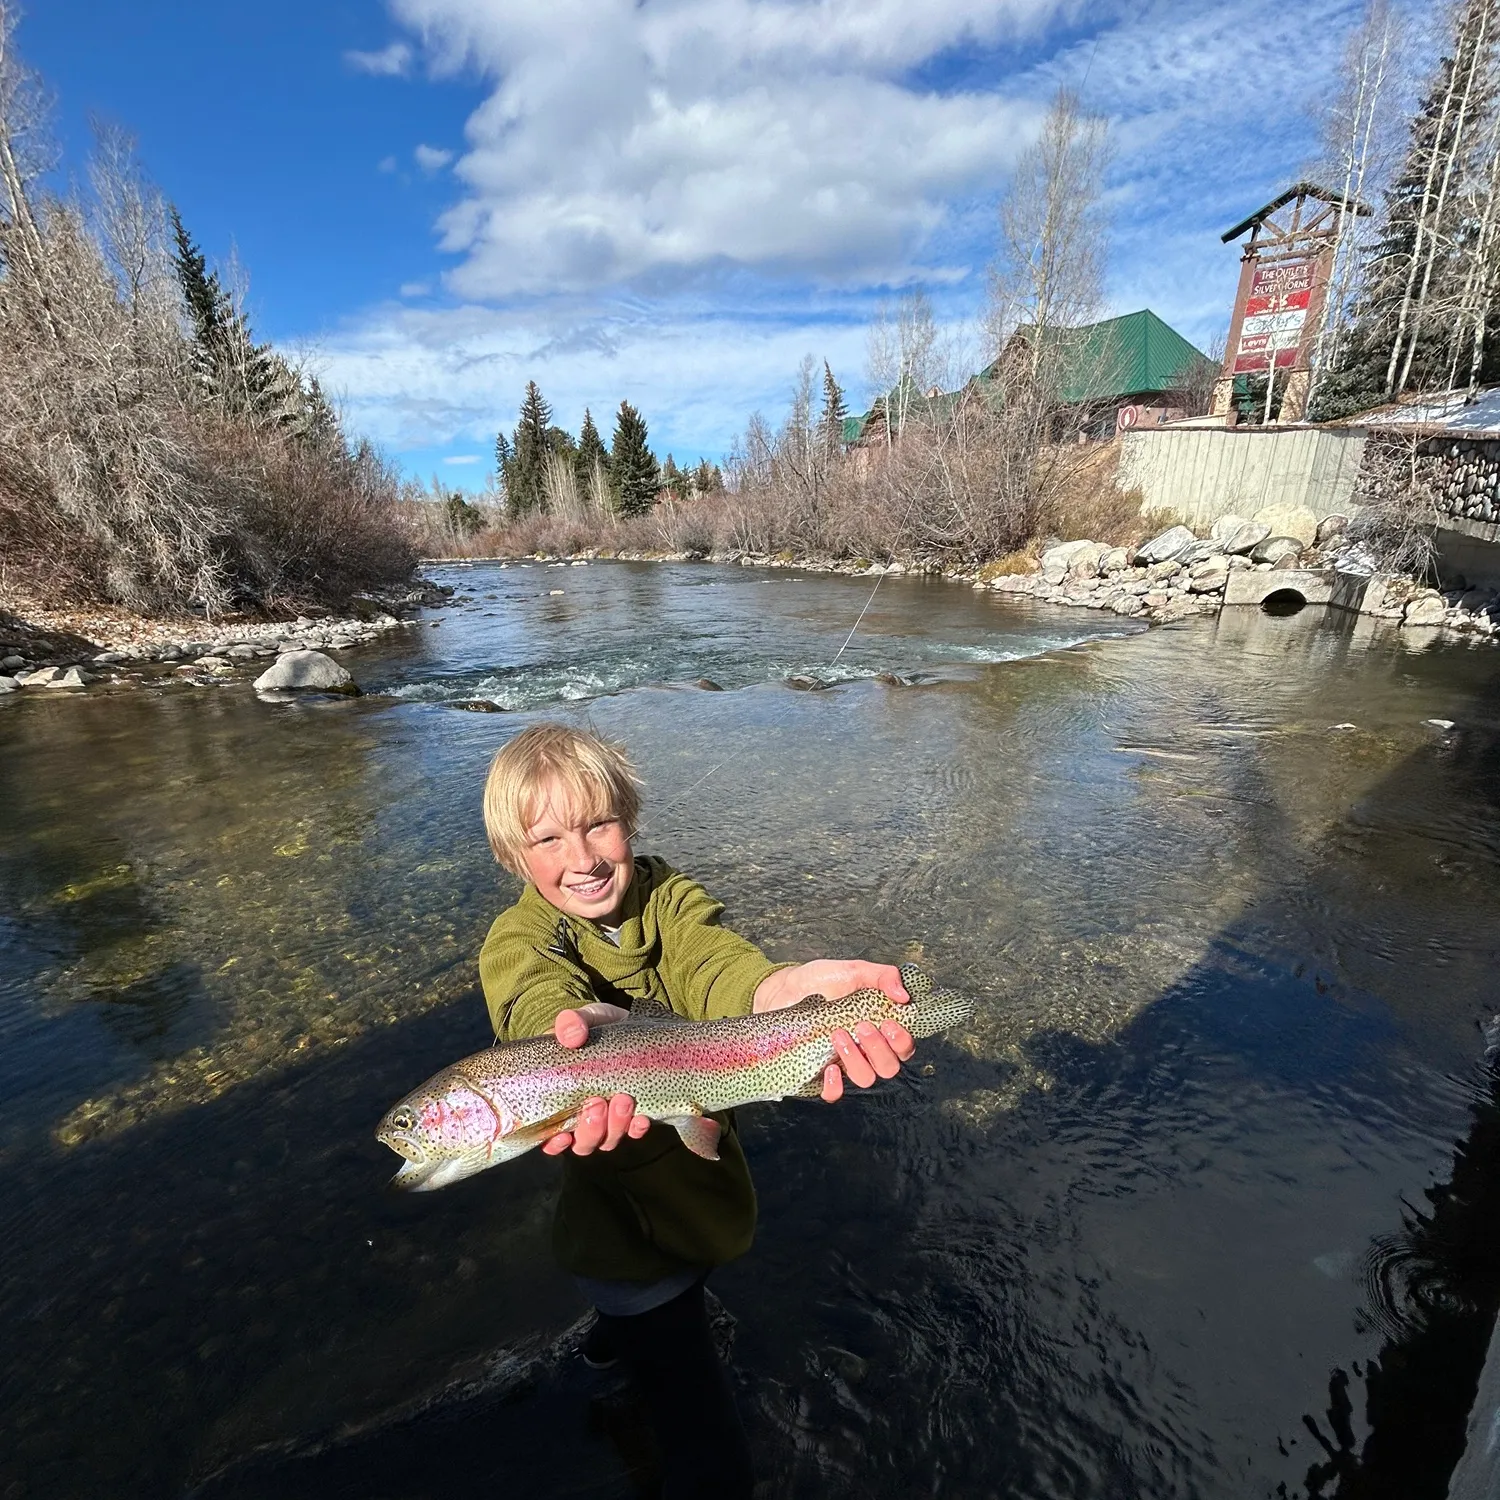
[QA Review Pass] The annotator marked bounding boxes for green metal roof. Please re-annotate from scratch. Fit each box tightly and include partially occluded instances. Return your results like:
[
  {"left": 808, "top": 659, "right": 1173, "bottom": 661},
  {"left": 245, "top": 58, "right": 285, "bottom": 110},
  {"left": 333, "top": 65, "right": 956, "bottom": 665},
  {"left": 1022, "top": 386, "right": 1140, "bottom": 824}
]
[{"left": 980, "top": 309, "right": 1213, "bottom": 405}]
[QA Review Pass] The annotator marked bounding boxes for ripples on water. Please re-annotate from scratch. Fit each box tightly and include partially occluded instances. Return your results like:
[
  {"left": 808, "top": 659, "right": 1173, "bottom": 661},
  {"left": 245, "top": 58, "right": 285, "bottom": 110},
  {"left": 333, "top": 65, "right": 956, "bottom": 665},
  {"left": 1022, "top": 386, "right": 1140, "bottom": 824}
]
[{"left": 2, "top": 561, "right": 1499, "bottom": 1499}]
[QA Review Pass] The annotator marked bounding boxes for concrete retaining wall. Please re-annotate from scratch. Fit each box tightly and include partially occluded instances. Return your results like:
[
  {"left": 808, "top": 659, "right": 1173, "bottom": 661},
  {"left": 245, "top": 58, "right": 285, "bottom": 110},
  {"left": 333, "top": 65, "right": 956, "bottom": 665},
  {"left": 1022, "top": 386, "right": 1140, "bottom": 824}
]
[{"left": 1118, "top": 426, "right": 1367, "bottom": 528}]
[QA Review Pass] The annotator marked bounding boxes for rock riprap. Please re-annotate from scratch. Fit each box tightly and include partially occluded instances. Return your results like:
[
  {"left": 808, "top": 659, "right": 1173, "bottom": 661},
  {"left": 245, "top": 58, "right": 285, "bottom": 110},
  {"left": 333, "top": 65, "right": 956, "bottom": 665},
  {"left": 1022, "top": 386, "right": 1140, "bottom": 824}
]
[{"left": 253, "top": 650, "right": 359, "bottom": 694}]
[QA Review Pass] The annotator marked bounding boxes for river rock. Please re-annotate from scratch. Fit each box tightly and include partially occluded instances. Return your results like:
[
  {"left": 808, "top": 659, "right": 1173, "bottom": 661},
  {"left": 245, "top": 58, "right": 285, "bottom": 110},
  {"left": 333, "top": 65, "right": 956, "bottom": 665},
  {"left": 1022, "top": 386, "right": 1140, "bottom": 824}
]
[
  {"left": 1136, "top": 525, "right": 1197, "bottom": 565},
  {"left": 1315, "top": 514, "right": 1350, "bottom": 546},
  {"left": 0, "top": 654, "right": 23, "bottom": 670},
  {"left": 253, "top": 650, "right": 358, "bottom": 694},
  {"left": 1178, "top": 540, "right": 1224, "bottom": 566},
  {"left": 1187, "top": 557, "right": 1231, "bottom": 592},
  {"left": 225, "top": 644, "right": 259, "bottom": 659},
  {"left": 1146, "top": 559, "right": 1183, "bottom": 583},
  {"left": 1040, "top": 539, "right": 1098, "bottom": 571},
  {"left": 1099, "top": 547, "right": 1130, "bottom": 574},
  {"left": 0, "top": 676, "right": 16, "bottom": 693},
  {"left": 52, "top": 667, "right": 91, "bottom": 688},
  {"left": 18, "top": 666, "right": 62, "bottom": 685},
  {"left": 92, "top": 651, "right": 127, "bottom": 665},
  {"left": 1227, "top": 554, "right": 1253, "bottom": 570},
  {"left": 455, "top": 699, "right": 505, "bottom": 712},
  {"left": 1403, "top": 593, "right": 1447, "bottom": 627},
  {"left": 1222, "top": 522, "right": 1271, "bottom": 555},
  {"left": 1252, "top": 503, "right": 1318, "bottom": 546},
  {"left": 1251, "top": 536, "right": 1303, "bottom": 566},
  {"left": 1209, "top": 514, "right": 1250, "bottom": 545},
  {"left": 785, "top": 675, "right": 829, "bottom": 692},
  {"left": 694, "top": 678, "right": 724, "bottom": 691}
]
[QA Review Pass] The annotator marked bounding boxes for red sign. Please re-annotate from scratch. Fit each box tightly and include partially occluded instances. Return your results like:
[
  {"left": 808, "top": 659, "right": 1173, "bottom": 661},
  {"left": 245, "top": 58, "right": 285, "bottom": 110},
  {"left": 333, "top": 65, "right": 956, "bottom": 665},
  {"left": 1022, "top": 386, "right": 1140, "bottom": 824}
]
[{"left": 1232, "top": 258, "right": 1317, "bottom": 374}]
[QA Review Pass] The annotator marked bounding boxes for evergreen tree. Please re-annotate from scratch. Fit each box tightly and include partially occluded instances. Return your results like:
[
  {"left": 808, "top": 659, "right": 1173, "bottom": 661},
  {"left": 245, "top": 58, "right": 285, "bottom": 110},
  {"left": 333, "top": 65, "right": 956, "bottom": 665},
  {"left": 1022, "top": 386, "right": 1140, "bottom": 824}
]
[
  {"left": 817, "top": 360, "right": 848, "bottom": 455},
  {"left": 662, "top": 453, "right": 691, "bottom": 502},
  {"left": 168, "top": 206, "right": 294, "bottom": 424},
  {"left": 508, "top": 381, "right": 552, "bottom": 517},
  {"left": 494, "top": 430, "right": 513, "bottom": 495},
  {"left": 609, "top": 401, "right": 660, "bottom": 518},
  {"left": 545, "top": 425, "right": 578, "bottom": 463},
  {"left": 692, "top": 458, "right": 720, "bottom": 496},
  {"left": 575, "top": 407, "right": 608, "bottom": 488},
  {"left": 299, "top": 375, "right": 343, "bottom": 453}
]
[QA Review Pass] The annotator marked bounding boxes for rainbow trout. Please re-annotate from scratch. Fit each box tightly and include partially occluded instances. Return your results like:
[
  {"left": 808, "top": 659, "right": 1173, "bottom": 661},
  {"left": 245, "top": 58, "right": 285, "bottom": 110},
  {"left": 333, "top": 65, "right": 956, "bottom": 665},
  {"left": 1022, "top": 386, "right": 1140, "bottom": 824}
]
[{"left": 376, "top": 964, "right": 970, "bottom": 1190}]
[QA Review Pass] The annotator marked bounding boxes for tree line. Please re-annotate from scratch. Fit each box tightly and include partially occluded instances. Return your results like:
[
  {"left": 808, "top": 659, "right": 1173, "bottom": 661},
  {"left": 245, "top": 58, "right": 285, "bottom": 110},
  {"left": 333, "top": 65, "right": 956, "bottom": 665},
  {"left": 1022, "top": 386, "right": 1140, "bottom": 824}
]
[{"left": 492, "top": 382, "right": 723, "bottom": 523}]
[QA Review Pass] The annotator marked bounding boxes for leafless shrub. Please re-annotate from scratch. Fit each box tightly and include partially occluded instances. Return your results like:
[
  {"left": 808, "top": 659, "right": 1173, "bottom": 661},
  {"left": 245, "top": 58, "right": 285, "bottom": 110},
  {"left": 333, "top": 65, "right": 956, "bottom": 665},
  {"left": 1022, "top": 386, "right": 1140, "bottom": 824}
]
[
  {"left": 1348, "top": 430, "right": 1441, "bottom": 575},
  {"left": 0, "top": 4, "right": 413, "bottom": 616}
]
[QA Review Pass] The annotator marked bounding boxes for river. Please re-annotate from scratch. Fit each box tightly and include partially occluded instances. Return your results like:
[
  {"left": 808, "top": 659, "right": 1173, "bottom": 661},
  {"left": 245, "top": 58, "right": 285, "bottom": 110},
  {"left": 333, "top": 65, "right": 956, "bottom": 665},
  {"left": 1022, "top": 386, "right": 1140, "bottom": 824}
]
[{"left": 2, "top": 560, "right": 1499, "bottom": 1499}]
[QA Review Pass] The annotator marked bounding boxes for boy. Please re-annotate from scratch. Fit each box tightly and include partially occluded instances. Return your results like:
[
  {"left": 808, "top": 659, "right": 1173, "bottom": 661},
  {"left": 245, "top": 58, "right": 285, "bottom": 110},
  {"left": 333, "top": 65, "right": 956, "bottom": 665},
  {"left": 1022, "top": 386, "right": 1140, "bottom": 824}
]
[{"left": 478, "top": 722, "right": 913, "bottom": 1498}]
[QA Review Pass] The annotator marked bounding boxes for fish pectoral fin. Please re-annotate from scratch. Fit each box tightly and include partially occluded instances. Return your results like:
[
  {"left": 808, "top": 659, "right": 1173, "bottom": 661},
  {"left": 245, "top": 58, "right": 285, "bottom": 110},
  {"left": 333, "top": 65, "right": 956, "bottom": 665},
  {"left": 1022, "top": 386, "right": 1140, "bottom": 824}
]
[{"left": 665, "top": 1114, "right": 722, "bottom": 1161}]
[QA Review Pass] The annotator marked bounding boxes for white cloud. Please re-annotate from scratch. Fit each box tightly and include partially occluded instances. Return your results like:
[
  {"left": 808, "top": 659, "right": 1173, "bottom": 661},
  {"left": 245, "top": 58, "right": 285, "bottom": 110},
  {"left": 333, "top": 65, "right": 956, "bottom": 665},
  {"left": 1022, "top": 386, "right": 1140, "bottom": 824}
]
[
  {"left": 399, "top": 280, "right": 433, "bottom": 297},
  {"left": 377, "top": 0, "right": 1074, "bottom": 294},
  {"left": 414, "top": 143, "right": 454, "bottom": 172},
  {"left": 378, "top": 155, "right": 399, "bottom": 173},
  {"left": 442, "top": 453, "right": 482, "bottom": 464},
  {"left": 347, "top": 40, "right": 415, "bottom": 75}
]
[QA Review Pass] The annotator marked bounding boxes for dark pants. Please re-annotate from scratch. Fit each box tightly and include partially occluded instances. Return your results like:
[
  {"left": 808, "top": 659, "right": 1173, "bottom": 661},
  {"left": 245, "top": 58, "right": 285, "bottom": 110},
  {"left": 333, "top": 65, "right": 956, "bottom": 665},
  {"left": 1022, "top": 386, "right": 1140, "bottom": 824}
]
[{"left": 596, "top": 1280, "right": 755, "bottom": 1499}]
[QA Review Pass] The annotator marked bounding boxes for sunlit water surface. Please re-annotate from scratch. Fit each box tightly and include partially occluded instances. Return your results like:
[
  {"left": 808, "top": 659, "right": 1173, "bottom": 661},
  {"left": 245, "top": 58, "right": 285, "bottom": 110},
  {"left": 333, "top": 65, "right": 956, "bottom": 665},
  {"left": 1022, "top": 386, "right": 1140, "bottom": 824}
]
[{"left": 2, "top": 561, "right": 1499, "bottom": 1499}]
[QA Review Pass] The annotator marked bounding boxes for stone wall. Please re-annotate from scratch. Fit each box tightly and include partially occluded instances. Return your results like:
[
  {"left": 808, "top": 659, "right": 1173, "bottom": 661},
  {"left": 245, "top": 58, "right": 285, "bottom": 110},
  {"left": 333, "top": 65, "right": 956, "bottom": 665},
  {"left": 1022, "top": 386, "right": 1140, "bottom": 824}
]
[{"left": 1422, "top": 434, "right": 1500, "bottom": 525}]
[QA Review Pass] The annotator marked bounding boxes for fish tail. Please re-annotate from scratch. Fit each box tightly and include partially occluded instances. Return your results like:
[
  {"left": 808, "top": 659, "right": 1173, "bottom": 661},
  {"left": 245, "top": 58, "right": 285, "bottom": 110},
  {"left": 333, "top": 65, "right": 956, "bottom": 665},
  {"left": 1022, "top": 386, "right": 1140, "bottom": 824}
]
[{"left": 897, "top": 965, "right": 973, "bottom": 1039}]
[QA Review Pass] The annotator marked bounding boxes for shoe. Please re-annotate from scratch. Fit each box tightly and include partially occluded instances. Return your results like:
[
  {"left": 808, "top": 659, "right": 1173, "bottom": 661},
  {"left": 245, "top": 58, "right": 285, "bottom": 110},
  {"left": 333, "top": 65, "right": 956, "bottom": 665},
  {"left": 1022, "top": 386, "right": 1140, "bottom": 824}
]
[{"left": 581, "top": 1317, "right": 619, "bottom": 1371}]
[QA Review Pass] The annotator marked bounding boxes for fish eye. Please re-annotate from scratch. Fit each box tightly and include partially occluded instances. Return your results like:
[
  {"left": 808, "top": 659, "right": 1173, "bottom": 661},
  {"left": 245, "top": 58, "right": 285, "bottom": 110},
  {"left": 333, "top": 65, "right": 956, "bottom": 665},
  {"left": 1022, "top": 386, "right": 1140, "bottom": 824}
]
[{"left": 390, "top": 1108, "right": 415, "bottom": 1132}]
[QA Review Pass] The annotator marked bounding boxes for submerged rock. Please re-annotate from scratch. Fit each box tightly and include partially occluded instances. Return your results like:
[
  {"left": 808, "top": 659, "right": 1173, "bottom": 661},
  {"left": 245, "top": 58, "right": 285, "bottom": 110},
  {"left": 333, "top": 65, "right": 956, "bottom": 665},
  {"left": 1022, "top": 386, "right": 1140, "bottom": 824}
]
[
  {"left": 693, "top": 678, "right": 724, "bottom": 691},
  {"left": 253, "top": 650, "right": 358, "bottom": 694},
  {"left": 455, "top": 699, "right": 505, "bottom": 712},
  {"left": 785, "top": 675, "right": 829, "bottom": 692}
]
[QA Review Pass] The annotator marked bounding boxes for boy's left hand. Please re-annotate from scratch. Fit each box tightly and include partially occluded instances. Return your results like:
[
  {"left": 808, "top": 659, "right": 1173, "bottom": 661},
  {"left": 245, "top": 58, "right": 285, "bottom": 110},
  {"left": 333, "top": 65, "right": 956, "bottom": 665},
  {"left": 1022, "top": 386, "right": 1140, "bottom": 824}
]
[
  {"left": 542, "top": 1003, "right": 654, "bottom": 1157},
  {"left": 752, "top": 960, "right": 915, "bottom": 1102}
]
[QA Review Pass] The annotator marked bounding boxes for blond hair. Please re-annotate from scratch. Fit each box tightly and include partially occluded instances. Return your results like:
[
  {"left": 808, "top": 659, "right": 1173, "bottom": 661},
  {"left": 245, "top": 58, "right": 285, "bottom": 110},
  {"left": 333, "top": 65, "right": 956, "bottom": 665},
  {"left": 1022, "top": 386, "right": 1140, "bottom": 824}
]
[{"left": 483, "top": 723, "right": 642, "bottom": 877}]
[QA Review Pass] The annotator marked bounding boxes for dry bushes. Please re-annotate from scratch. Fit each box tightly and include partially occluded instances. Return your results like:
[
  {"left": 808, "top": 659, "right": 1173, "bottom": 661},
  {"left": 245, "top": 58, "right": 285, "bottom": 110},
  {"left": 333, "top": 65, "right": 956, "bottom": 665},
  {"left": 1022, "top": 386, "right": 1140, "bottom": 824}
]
[{"left": 0, "top": 8, "right": 414, "bottom": 616}]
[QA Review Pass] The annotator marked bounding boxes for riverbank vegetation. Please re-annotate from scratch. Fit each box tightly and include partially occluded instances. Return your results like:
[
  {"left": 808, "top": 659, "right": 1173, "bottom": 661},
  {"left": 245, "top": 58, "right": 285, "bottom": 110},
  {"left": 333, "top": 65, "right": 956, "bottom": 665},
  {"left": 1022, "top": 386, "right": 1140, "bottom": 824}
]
[{"left": 0, "top": 4, "right": 413, "bottom": 618}]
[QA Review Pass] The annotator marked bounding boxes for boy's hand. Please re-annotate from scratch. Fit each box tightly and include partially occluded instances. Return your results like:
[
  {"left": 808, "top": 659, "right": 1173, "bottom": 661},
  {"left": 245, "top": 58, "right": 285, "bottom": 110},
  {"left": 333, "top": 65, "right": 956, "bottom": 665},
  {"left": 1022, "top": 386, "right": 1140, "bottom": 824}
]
[
  {"left": 541, "top": 1003, "right": 654, "bottom": 1156},
  {"left": 752, "top": 960, "right": 915, "bottom": 1103}
]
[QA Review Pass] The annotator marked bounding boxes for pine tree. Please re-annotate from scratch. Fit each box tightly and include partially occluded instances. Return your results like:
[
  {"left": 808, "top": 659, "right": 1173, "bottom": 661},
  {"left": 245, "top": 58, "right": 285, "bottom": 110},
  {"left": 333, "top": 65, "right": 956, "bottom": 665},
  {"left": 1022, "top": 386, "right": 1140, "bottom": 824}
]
[
  {"left": 168, "top": 206, "right": 294, "bottom": 424},
  {"left": 692, "top": 458, "right": 719, "bottom": 496},
  {"left": 817, "top": 360, "right": 848, "bottom": 455},
  {"left": 662, "top": 453, "right": 691, "bottom": 502},
  {"left": 609, "top": 401, "right": 660, "bottom": 518},
  {"left": 299, "top": 375, "right": 343, "bottom": 453},
  {"left": 575, "top": 407, "right": 608, "bottom": 488},
  {"left": 508, "top": 381, "right": 552, "bottom": 517}
]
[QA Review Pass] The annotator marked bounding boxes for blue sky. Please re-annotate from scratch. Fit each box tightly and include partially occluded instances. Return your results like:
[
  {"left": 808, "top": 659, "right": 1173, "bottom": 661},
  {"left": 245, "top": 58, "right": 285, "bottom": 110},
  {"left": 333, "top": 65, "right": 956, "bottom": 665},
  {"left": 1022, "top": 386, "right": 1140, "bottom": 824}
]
[{"left": 23, "top": 0, "right": 1391, "bottom": 488}]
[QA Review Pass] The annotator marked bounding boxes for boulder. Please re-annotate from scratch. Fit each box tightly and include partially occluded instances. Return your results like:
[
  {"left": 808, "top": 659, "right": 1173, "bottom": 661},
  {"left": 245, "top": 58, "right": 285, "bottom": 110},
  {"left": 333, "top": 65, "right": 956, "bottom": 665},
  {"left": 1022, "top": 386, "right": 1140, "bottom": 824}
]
[
  {"left": 1178, "top": 540, "right": 1225, "bottom": 566},
  {"left": 1146, "top": 559, "right": 1183, "bottom": 583},
  {"left": 1135, "top": 525, "right": 1197, "bottom": 565},
  {"left": 1251, "top": 536, "right": 1303, "bottom": 566},
  {"left": 1227, "top": 555, "right": 1253, "bottom": 571},
  {"left": 18, "top": 666, "right": 62, "bottom": 685},
  {"left": 252, "top": 649, "right": 358, "bottom": 694},
  {"left": 1252, "top": 503, "right": 1318, "bottom": 546},
  {"left": 0, "top": 676, "right": 16, "bottom": 693},
  {"left": 0, "top": 654, "right": 24, "bottom": 670},
  {"left": 52, "top": 667, "right": 90, "bottom": 688},
  {"left": 694, "top": 678, "right": 724, "bottom": 691},
  {"left": 225, "top": 643, "right": 259, "bottom": 659},
  {"left": 1099, "top": 547, "right": 1130, "bottom": 574},
  {"left": 1315, "top": 514, "right": 1350, "bottom": 547},
  {"left": 1040, "top": 539, "right": 1099, "bottom": 571},
  {"left": 1067, "top": 542, "right": 1109, "bottom": 579},
  {"left": 92, "top": 651, "right": 127, "bottom": 665},
  {"left": 1402, "top": 594, "right": 1447, "bottom": 627},
  {"left": 1209, "top": 514, "right": 1250, "bottom": 545},
  {"left": 1187, "top": 557, "right": 1231, "bottom": 593},
  {"left": 785, "top": 675, "right": 829, "bottom": 692},
  {"left": 1222, "top": 521, "right": 1271, "bottom": 555}
]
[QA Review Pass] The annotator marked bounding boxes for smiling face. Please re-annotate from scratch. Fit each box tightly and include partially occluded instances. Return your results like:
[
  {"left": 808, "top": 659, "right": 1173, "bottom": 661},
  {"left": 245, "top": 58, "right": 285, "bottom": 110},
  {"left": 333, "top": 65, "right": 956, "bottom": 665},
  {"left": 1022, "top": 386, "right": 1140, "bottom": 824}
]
[{"left": 520, "top": 779, "right": 635, "bottom": 925}]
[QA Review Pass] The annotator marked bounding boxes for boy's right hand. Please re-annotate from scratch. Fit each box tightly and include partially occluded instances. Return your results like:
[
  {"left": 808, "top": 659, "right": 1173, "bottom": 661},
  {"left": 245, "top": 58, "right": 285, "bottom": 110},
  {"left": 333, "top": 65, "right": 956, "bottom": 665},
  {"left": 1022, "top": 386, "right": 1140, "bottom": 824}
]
[{"left": 541, "top": 1003, "right": 653, "bottom": 1156}]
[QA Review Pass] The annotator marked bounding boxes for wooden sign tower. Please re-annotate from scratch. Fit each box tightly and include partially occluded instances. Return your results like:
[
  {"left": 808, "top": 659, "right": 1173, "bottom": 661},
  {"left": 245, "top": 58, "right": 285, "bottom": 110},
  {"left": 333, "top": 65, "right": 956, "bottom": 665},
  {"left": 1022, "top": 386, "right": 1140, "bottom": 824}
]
[{"left": 1211, "top": 182, "right": 1370, "bottom": 423}]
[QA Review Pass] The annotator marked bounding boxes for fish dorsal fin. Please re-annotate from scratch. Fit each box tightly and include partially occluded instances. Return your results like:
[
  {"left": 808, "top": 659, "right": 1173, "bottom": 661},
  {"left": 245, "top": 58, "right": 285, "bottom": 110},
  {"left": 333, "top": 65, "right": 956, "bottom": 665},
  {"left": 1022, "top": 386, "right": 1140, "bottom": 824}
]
[{"left": 666, "top": 1113, "right": 722, "bottom": 1161}]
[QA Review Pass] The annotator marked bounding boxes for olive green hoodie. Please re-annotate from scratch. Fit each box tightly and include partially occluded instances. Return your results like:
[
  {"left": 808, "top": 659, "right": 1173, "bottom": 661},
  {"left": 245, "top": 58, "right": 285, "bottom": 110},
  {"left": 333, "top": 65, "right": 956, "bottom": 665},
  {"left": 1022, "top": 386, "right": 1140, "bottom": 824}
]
[{"left": 479, "top": 856, "right": 784, "bottom": 1281}]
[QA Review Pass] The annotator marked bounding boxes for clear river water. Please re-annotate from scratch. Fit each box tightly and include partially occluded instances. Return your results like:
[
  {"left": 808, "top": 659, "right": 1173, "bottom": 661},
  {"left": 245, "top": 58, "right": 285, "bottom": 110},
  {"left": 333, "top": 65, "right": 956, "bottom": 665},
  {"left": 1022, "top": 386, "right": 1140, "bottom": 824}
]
[{"left": 3, "top": 560, "right": 1500, "bottom": 1500}]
